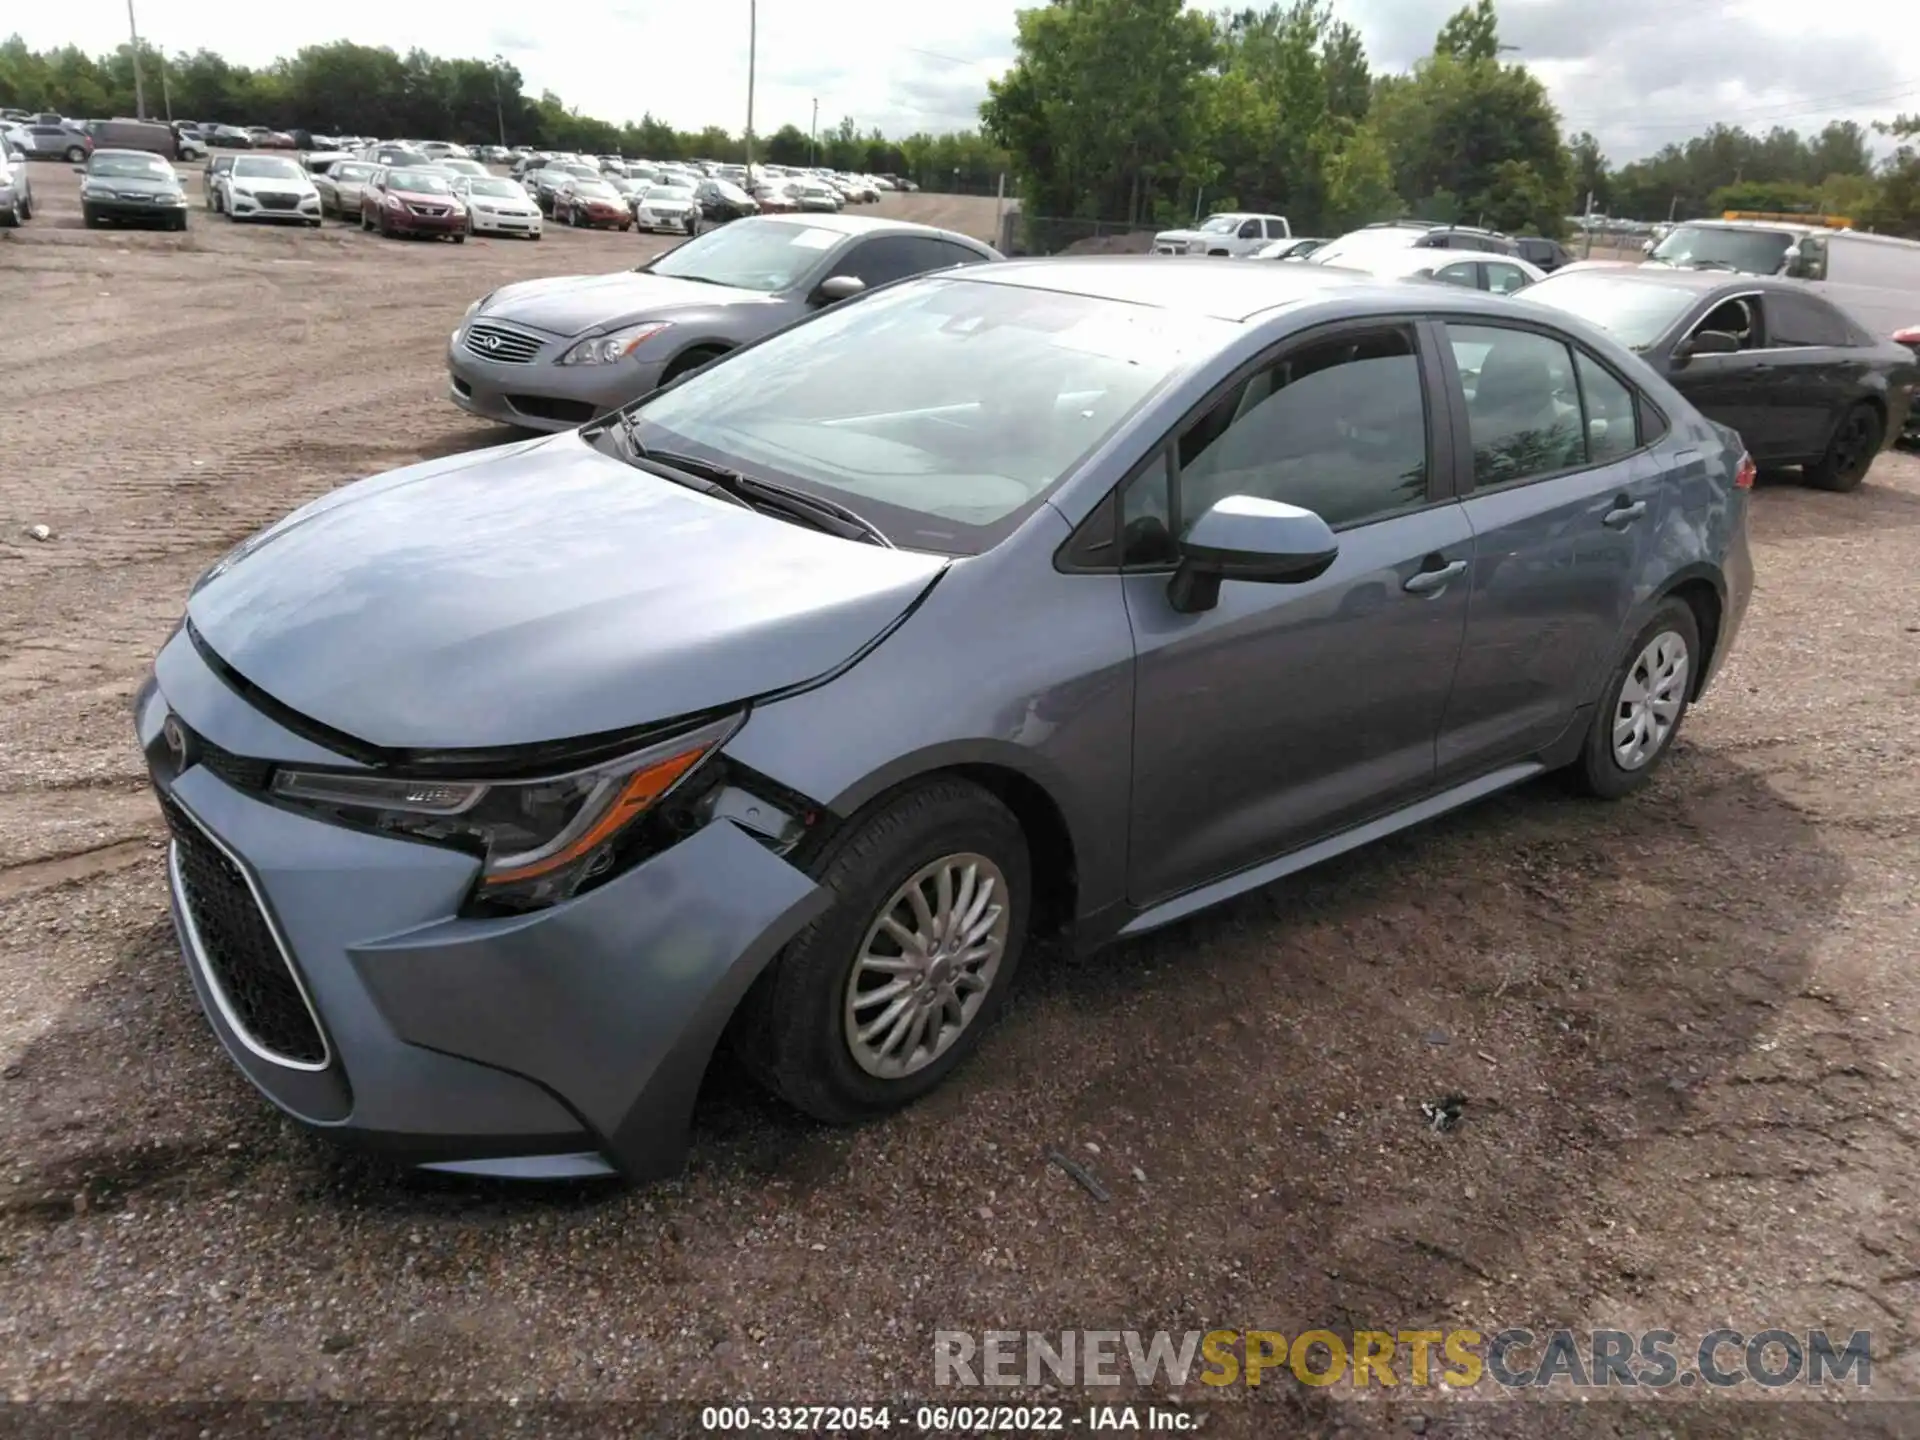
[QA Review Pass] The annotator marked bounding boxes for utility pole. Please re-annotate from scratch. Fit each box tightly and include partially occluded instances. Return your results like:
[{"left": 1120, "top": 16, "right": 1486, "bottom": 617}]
[
  {"left": 743, "top": 0, "right": 757, "bottom": 175},
  {"left": 125, "top": 0, "right": 147, "bottom": 120},
  {"left": 810, "top": 97, "right": 817, "bottom": 167},
  {"left": 159, "top": 52, "right": 172, "bottom": 122},
  {"left": 491, "top": 55, "right": 508, "bottom": 147}
]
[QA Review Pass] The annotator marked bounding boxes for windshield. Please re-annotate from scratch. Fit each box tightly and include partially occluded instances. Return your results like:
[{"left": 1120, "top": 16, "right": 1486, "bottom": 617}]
[
  {"left": 1198, "top": 215, "right": 1240, "bottom": 234},
  {"left": 628, "top": 277, "right": 1230, "bottom": 553},
  {"left": 1521, "top": 273, "right": 1701, "bottom": 349},
  {"left": 388, "top": 169, "right": 453, "bottom": 194},
  {"left": 464, "top": 177, "right": 523, "bottom": 198},
  {"left": 232, "top": 157, "right": 302, "bottom": 180},
  {"left": 1647, "top": 224, "right": 1794, "bottom": 275},
  {"left": 572, "top": 180, "right": 617, "bottom": 198},
  {"left": 90, "top": 154, "right": 172, "bottom": 179},
  {"left": 560, "top": 164, "right": 599, "bottom": 180},
  {"left": 334, "top": 164, "right": 376, "bottom": 182},
  {"left": 438, "top": 158, "right": 486, "bottom": 175},
  {"left": 646, "top": 185, "right": 693, "bottom": 200},
  {"left": 647, "top": 219, "right": 847, "bottom": 292}
]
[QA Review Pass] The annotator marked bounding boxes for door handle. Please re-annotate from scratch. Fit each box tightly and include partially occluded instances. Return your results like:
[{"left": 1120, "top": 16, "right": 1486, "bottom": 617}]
[
  {"left": 1603, "top": 500, "right": 1648, "bottom": 529},
  {"left": 1403, "top": 559, "right": 1468, "bottom": 594}
]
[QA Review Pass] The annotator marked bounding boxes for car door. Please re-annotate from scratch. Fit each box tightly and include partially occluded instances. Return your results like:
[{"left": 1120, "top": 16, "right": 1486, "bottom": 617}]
[
  {"left": 1660, "top": 292, "right": 1789, "bottom": 461},
  {"left": 1749, "top": 289, "right": 1861, "bottom": 462},
  {"left": 1435, "top": 321, "right": 1668, "bottom": 777},
  {"left": 1121, "top": 319, "right": 1474, "bottom": 906}
]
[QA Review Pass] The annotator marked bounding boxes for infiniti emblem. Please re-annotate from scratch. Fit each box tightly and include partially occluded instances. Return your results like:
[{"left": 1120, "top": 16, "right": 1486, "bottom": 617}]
[
  {"left": 162, "top": 714, "right": 194, "bottom": 771},
  {"left": 477, "top": 333, "right": 503, "bottom": 350}
]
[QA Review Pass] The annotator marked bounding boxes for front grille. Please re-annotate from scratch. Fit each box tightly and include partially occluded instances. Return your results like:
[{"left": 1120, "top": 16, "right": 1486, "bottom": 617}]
[
  {"left": 407, "top": 203, "right": 449, "bottom": 217},
  {"left": 509, "top": 393, "right": 596, "bottom": 424},
  {"left": 464, "top": 322, "right": 544, "bottom": 364},
  {"left": 161, "top": 793, "right": 328, "bottom": 1068},
  {"left": 256, "top": 192, "right": 299, "bottom": 211},
  {"left": 197, "top": 736, "right": 272, "bottom": 792}
]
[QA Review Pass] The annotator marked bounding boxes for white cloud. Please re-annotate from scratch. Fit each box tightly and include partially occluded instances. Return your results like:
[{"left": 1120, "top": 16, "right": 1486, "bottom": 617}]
[{"left": 17, "top": 0, "right": 1920, "bottom": 159}]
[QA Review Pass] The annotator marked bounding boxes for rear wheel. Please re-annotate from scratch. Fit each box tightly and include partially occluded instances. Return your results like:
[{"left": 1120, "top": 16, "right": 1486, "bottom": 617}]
[
  {"left": 1804, "top": 403, "right": 1882, "bottom": 493},
  {"left": 733, "top": 779, "right": 1030, "bottom": 1123},
  {"left": 1569, "top": 598, "right": 1700, "bottom": 799},
  {"left": 65, "top": 145, "right": 86, "bottom": 164}
]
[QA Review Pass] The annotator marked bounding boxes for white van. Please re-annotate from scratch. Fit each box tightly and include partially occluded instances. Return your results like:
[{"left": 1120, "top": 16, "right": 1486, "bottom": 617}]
[{"left": 1643, "top": 219, "right": 1920, "bottom": 337}]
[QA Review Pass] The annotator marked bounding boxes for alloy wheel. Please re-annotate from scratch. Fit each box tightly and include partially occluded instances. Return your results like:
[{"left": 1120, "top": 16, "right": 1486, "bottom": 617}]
[
  {"left": 843, "top": 852, "right": 1010, "bottom": 1080},
  {"left": 1612, "top": 630, "right": 1689, "bottom": 770}
]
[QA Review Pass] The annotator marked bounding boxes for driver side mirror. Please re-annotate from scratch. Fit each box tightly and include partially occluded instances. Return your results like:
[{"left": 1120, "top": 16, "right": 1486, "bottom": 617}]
[
  {"left": 72, "top": 164, "right": 85, "bottom": 174},
  {"left": 811, "top": 273, "right": 867, "bottom": 307},
  {"left": 1674, "top": 330, "right": 1740, "bottom": 365},
  {"left": 1167, "top": 496, "right": 1340, "bottom": 615}
]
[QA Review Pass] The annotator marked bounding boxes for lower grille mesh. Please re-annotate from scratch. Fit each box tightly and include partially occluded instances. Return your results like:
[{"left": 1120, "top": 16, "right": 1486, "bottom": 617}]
[{"left": 162, "top": 794, "right": 328, "bottom": 1066}]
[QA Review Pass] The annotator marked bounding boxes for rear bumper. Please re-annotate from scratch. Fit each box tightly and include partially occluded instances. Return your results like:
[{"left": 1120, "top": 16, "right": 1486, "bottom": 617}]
[{"left": 137, "top": 638, "right": 829, "bottom": 1181}]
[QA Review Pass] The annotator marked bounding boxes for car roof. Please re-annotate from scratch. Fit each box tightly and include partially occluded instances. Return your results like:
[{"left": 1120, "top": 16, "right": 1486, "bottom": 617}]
[
  {"left": 756, "top": 212, "right": 986, "bottom": 244},
  {"left": 956, "top": 255, "right": 1410, "bottom": 321},
  {"left": 90, "top": 147, "right": 167, "bottom": 160},
  {"left": 1539, "top": 267, "right": 1800, "bottom": 300}
]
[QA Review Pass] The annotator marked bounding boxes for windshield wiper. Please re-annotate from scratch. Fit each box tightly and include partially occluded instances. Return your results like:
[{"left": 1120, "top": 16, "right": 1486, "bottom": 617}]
[{"left": 616, "top": 426, "right": 892, "bottom": 547}]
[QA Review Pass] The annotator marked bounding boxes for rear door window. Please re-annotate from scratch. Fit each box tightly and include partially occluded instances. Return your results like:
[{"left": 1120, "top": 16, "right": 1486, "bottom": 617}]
[
  {"left": 1446, "top": 323, "right": 1587, "bottom": 487},
  {"left": 1762, "top": 290, "right": 1853, "bottom": 348}
]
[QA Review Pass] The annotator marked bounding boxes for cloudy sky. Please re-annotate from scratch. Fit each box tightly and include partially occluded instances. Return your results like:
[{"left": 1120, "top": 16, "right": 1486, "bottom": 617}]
[{"left": 19, "top": 0, "right": 1920, "bottom": 162}]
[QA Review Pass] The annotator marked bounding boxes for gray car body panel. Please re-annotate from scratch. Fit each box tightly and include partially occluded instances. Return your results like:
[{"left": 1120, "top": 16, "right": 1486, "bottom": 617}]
[
  {"left": 183, "top": 430, "right": 948, "bottom": 751},
  {"left": 142, "top": 257, "right": 1751, "bottom": 1178}
]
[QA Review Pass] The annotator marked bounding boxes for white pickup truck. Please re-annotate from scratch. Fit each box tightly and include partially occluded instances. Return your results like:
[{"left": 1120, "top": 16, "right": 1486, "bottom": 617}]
[{"left": 1153, "top": 212, "right": 1292, "bottom": 257}]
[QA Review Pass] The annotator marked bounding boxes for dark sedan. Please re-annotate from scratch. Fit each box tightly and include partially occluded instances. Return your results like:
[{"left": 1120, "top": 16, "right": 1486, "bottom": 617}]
[
  {"left": 692, "top": 177, "right": 760, "bottom": 230},
  {"left": 1523, "top": 270, "right": 1917, "bottom": 491},
  {"left": 78, "top": 149, "right": 189, "bottom": 230}
]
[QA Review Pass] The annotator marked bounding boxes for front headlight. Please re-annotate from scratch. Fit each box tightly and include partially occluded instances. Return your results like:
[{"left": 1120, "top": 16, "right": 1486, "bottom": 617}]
[
  {"left": 556, "top": 321, "right": 672, "bottom": 366},
  {"left": 270, "top": 713, "right": 742, "bottom": 910}
]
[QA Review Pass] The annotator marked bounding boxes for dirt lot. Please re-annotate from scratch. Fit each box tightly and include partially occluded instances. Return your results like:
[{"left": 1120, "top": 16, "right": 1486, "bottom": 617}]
[{"left": 4, "top": 160, "right": 1920, "bottom": 1437}]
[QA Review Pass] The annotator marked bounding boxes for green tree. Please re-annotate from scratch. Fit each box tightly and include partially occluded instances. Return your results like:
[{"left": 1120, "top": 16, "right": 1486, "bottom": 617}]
[
  {"left": 1566, "top": 131, "right": 1609, "bottom": 214},
  {"left": 983, "top": 0, "right": 1216, "bottom": 223},
  {"left": 1371, "top": 4, "right": 1571, "bottom": 235}
]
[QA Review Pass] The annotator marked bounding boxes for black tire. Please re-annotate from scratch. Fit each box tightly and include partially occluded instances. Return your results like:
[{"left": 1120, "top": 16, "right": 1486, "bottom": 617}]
[
  {"left": 173, "top": 212, "right": 188, "bottom": 232},
  {"left": 1569, "top": 598, "right": 1702, "bottom": 799},
  {"left": 307, "top": 218, "right": 322, "bottom": 229},
  {"left": 82, "top": 206, "right": 100, "bottom": 229},
  {"left": 17, "top": 194, "right": 28, "bottom": 221},
  {"left": 65, "top": 145, "right": 86, "bottom": 164},
  {"left": 0, "top": 198, "right": 17, "bottom": 228},
  {"left": 733, "top": 778, "right": 1030, "bottom": 1123},
  {"left": 452, "top": 232, "right": 465, "bottom": 244},
  {"left": 1803, "top": 403, "right": 1882, "bottom": 493}
]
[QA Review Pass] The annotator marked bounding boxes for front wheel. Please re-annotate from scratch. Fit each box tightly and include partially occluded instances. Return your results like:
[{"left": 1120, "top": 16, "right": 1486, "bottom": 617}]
[
  {"left": 1569, "top": 598, "right": 1701, "bottom": 799},
  {"left": 1804, "top": 403, "right": 1882, "bottom": 493},
  {"left": 733, "top": 778, "right": 1030, "bottom": 1124}
]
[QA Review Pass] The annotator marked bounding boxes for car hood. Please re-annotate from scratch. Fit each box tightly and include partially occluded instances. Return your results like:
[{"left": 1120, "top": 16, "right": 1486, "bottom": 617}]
[
  {"left": 1155, "top": 229, "right": 1205, "bottom": 243},
  {"left": 231, "top": 175, "right": 311, "bottom": 191},
  {"left": 479, "top": 271, "right": 772, "bottom": 334},
  {"left": 391, "top": 187, "right": 457, "bottom": 204},
  {"left": 185, "top": 431, "right": 948, "bottom": 751},
  {"left": 92, "top": 175, "right": 179, "bottom": 195},
  {"left": 640, "top": 196, "right": 694, "bottom": 209}
]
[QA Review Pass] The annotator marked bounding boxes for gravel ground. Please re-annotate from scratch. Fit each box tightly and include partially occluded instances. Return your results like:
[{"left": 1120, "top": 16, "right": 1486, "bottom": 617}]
[{"left": 3, "top": 162, "right": 1920, "bottom": 1438}]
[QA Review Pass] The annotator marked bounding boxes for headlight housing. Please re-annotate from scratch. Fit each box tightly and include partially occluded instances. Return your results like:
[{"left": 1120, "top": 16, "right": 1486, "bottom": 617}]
[
  {"left": 557, "top": 321, "right": 672, "bottom": 366},
  {"left": 269, "top": 713, "right": 742, "bottom": 911}
]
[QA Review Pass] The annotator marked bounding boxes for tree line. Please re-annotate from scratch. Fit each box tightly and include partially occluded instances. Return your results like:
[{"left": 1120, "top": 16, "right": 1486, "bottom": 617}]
[
  {"left": 4, "top": 8, "right": 1917, "bottom": 238},
  {"left": 981, "top": 0, "right": 1920, "bottom": 241},
  {"left": 0, "top": 35, "right": 1012, "bottom": 191}
]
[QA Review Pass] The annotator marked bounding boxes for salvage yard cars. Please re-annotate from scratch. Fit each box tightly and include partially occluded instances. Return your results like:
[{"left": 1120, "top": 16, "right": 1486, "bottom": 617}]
[
  {"left": 78, "top": 148, "right": 189, "bottom": 230},
  {"left": 452, "top": 174, "right": 542, "bottom": 239},
  {"left": 1154, "top": 212, "right": 1291, "bottom": 257},
  {"left": 146, "top": 258, "right": 1752, "bottom": 1182}
]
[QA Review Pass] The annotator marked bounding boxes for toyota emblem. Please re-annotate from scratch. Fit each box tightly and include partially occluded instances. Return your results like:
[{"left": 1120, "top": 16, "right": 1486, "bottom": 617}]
[
  {"left": 162, "top": 715, "right": 193, "bottom": 771},
  {"left": 477, "top": 333, "right": 502, "bottom": 351}
]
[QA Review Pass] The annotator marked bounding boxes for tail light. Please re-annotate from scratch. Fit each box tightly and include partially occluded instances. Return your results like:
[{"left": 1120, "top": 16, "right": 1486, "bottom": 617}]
[
  {"left": 1895, "top": 326, "right": 1920, "bottom": 350},
  {"left": 1734, "top": 452, "right": 1756, "bottom": 490}
]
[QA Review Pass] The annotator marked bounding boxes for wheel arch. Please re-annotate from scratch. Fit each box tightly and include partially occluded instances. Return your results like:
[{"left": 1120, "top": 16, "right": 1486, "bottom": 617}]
[
  {"left": 806, "top": 747, "right": 1083, "bottom": 942},
  {"left": 660, "top": 340, "right": 734, "bottom": 384},
  {"left": 1657, "top": 567, "right": 1725, "bottom": 701}
]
